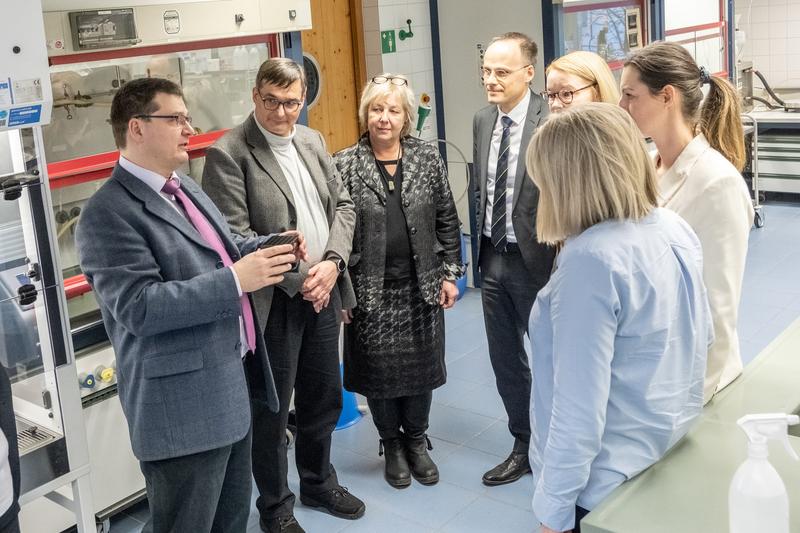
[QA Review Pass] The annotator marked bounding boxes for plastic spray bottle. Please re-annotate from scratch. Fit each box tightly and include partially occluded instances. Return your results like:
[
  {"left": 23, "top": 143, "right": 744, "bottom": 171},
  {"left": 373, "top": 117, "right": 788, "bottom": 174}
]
[{"left": 729, "top": 413, "right": 800, "bottom": 533}]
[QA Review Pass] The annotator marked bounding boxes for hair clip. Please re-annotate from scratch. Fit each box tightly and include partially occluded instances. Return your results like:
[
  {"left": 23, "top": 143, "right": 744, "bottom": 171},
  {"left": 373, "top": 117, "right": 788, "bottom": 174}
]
[{"left": 699, "top": 66, "right": 712, "bottom": 85}]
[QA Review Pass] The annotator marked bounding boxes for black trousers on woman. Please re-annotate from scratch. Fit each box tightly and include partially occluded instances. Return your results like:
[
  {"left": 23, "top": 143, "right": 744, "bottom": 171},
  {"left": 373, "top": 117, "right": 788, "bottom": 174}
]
[{"left": 367, "top": 392, "right": 432, "bottom": 440}]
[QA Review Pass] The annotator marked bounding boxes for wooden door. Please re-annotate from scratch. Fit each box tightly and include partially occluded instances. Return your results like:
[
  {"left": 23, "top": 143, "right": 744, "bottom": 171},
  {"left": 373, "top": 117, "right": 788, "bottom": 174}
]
[{"left": 301, "top": 0, "right": 366, "bottom": 153}]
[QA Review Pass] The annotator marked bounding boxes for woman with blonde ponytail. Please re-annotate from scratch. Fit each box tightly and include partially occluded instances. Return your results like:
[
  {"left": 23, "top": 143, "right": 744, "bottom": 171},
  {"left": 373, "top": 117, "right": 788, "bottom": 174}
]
[{"left": 620, "top": 41, "right": 753, "bottom": 403}]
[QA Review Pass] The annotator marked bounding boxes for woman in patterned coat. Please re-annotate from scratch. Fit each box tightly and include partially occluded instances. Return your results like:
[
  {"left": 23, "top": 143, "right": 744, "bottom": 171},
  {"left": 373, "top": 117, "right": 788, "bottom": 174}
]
[{"left": 334, "top": 73, "right": 463, "bottom": 489}]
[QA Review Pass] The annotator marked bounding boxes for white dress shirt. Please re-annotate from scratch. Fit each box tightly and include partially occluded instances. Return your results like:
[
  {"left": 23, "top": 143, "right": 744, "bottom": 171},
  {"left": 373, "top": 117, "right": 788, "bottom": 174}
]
[
  {"left": 483, "top": 89, "right": 531, "bottom": 243},
  {"left": 256, "top": 123, "right": 330, "bottom": 264},
  {"left": 118, "top": 156, "right": 249, "bottom": 357},
  {"left": 658, "top": 134, "right": 753, "bottom": 402}
]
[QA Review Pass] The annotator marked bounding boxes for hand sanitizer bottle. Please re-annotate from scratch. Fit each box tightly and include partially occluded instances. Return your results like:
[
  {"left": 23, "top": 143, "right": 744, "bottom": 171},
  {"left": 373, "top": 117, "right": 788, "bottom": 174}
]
[{"left": 729, "top": 413, "right": 800, "bottom": 533}]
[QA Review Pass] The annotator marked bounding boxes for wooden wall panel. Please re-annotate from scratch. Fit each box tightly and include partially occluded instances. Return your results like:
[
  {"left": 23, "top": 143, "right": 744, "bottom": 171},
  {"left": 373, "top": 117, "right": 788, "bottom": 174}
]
[{"left": 302, "top": 0, "right": 364, "bottom": 153}]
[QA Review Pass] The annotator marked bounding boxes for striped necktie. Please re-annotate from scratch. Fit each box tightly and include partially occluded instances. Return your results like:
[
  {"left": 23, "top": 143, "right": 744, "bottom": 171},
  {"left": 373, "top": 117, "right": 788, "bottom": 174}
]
[{"left": 491, "top": 115, "right": 514, "bottom": 251}]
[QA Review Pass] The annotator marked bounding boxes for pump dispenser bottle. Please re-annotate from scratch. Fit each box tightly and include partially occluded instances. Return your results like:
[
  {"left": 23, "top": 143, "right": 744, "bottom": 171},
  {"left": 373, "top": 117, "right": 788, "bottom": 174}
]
[{"left": 729, "top": 413, "right": 799, "bottom": 533}]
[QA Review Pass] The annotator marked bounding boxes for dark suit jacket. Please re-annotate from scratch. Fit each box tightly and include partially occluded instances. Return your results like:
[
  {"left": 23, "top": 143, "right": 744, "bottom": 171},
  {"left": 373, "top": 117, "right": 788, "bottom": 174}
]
[
  {"left": 334, "top": 134, "right": 463, "bottom": 312},
  {"left": 76, "top": 165, "right": 278, "bottom": 462},
  {"left": 201, "top": 114, "right": 356, "bottom": 323},
  {"left": 472, "top": 89, "right": 555, "bottom": 286}
]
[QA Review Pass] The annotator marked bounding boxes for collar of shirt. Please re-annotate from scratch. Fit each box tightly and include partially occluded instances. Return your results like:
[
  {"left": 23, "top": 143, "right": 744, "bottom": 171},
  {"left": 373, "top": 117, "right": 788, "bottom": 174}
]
[
  {"left": 657, "top": 133, "right": 710, "bottom": 206},
  {"left": 664, "top": 133, "right": 709, "bottom": 178},
  {"left": 496, "top": 89, "right": 531, "bottom": 128},
  {"left": 118, "top": 155, "right": 178, "bottom": 194},
  {"left": 254, "top": 118, "right": 296, "bottom": 149}
]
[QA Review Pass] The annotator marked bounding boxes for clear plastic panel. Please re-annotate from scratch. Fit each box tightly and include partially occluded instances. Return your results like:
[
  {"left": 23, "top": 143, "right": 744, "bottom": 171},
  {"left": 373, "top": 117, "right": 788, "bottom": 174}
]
[{"left": 44, "top": 42, "right": 272, "bottom": 163}]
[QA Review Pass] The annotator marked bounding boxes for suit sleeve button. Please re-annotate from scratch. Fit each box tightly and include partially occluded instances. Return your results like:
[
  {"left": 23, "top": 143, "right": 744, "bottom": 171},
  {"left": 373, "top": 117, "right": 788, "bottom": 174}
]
[{"left": 410, "top": 227, "right": 417, "bottom": 235}]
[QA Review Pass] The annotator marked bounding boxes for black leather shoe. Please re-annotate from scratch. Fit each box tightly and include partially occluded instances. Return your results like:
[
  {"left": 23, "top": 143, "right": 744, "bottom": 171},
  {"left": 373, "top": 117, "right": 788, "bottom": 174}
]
[
  {"left": 404, "top": 435, "right": 439, "bottom": 485},
  {"left": 379, "top": 438, "right": 412, "bottom": 488},
  {"left": 259, "top": 514, "right": 305, "bottom": 533},
  {"left": 482, "top": 451, "right": 531, "bottom": 486},
  {"left": 300, "top": 486, "right": 366, "bottom": 520}
]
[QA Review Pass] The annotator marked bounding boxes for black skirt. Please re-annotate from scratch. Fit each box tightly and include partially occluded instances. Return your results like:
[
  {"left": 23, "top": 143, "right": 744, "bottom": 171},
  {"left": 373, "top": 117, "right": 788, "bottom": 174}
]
[{"left": 344, "top": 277, "right": 445, "bottom": 399}]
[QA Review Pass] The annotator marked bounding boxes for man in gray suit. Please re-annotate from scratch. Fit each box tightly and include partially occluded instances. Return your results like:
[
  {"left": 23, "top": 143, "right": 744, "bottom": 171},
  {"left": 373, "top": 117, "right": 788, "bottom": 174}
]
[
  {"left": 76, "top": 78, "right": 301, "bottom": 532},
  {"left": 473, "top": 32, "right": 556, "bottom": 486},
  {"left": 202, "top": 58, "right": 363, "bottom": 533}
]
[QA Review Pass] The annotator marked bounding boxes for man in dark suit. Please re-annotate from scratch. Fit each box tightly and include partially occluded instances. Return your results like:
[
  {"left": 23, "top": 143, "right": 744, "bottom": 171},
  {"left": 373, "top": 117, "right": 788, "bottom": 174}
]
[
  {"left": 76, "top": 77, "right": 300, "bottom": 533},
  {"left": 202, "top": 58, "right": 363, "bottom": 533},
  {"left": 472, "top": 32, "right": 556, "bottom": 486}
]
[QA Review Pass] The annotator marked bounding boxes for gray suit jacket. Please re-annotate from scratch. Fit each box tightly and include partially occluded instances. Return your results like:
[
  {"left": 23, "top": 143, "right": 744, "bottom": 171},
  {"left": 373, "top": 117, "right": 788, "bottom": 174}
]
[
  {"left": 472, "top": 89, "right": 555, "bottom": 286},
  {"left": 76, "top": 165, "right": 278, "bottom": 462},
  {"left": 201, "top": 115, "right": 356, "bottom": 323}
]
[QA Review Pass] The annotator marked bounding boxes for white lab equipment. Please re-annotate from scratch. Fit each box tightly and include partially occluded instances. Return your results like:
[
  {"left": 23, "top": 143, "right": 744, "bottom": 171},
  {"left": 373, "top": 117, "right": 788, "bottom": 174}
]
[{"left": 729, "top": 413, "right": 800, "bottom": 533}]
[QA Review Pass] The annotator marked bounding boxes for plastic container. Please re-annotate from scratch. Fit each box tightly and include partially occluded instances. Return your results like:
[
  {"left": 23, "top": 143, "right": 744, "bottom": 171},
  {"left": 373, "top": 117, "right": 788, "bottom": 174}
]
[{"left": 729, "top": 413, "right": 799, "bottom": 533}]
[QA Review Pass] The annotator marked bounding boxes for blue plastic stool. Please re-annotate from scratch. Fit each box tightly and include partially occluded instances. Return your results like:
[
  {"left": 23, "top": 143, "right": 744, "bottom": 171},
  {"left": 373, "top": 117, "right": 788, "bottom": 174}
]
[
  {"left": 335, "top": 363, "right": 362, "bottom": 430},
  {"left": 456, "top": 233, "right": 470, "bottom": 301}
]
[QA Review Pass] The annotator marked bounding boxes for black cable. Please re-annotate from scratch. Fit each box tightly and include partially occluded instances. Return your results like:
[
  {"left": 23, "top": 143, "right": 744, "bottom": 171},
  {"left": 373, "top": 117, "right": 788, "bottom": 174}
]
[
  {"left": 752, "top": 70, "right": 787, "bottom": 106},
  {"left": 751, "top": 95, "right": 781, "bottom": 109}
]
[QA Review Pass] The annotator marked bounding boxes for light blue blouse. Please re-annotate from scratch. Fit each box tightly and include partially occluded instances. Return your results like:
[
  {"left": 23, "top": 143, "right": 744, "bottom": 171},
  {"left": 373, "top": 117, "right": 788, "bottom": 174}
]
[{"left": 528, "top": 208, "right": 712, "bottom": 531}]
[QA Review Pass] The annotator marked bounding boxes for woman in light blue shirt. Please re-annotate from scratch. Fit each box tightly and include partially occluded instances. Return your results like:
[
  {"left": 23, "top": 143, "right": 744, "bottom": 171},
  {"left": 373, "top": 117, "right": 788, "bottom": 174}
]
[{"left": 524, "top": 103, "right": 712, "bottom": 533}]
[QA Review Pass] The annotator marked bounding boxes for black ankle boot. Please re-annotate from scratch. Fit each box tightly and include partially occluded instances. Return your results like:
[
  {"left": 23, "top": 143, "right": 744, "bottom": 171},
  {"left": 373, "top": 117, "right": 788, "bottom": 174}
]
[
  {"left": 379, "top": 438, "right": 411, "bottom": 488},
  {"left": 404, "top": 435, "right": 439, "bottom": 485}
]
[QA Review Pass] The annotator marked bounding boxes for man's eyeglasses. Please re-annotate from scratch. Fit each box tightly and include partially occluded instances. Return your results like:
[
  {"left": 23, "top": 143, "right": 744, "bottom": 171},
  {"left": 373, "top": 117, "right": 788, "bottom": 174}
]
[
  {"left": 481, "top": 65, "right": 531, "bottom": 82},
  {"left": 542, "top": 83, "right": 598, "bottom": 105},
  {"left": 259, "top": 96, "right": 303, "bottom": 112},
  {"left": 134, "top": 114, "right": 193, "bottom": 127},
  {"left": 371, "top": 76, "right": 408, "bottom": 86}
]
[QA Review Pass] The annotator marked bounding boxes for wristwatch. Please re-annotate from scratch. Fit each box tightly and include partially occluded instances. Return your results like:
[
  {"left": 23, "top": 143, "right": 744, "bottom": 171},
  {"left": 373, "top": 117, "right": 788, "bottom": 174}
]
[{"left": 327, "top": 256, "right": 346, "bottom": 273}]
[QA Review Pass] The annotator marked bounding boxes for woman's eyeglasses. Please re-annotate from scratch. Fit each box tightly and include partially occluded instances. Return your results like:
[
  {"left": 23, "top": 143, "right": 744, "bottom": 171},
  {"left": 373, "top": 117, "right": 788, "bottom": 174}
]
[
  {"left": 371, "top": 76, "right": 408, "bottom": 86},
  {"left": 542, "top": 82, "right": 598, "bottom": 105}
]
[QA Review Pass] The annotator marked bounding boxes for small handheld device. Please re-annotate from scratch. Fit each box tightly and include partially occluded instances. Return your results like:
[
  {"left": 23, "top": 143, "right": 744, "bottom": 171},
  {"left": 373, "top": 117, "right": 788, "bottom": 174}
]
[{"left": 259, "top": 233, "right": 299, "bottom": 249}]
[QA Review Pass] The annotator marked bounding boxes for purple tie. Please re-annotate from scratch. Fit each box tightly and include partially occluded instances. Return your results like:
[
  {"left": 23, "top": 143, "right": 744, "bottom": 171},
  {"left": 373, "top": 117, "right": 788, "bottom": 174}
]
[{"left": 162, "top": 177, "right": 257, "bottom": 352}]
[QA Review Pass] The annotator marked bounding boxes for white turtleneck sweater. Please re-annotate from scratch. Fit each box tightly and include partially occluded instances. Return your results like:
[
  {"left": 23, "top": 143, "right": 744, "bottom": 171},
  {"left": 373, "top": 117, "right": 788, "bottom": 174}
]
[{"left": 256, "top": 124, "right": 329, "bottom": 264}]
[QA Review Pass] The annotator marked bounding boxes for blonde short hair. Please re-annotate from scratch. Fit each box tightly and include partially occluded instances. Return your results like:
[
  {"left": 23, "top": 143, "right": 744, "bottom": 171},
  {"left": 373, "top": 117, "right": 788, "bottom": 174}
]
[
  {"left": 358, "top": 73, "right": 415, "bottom": 137},
  {"left": 546, "top": 51, "right": 620, "bottom": 104},
  {"left": 526, "top": 103, "right": 658, "bottom": 244}
]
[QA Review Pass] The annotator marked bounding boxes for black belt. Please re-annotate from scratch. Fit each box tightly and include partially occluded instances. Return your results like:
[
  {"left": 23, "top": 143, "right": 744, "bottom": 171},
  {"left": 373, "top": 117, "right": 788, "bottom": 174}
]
[{"left": 482, "top": 235, "right": 521, "bottom": 254}]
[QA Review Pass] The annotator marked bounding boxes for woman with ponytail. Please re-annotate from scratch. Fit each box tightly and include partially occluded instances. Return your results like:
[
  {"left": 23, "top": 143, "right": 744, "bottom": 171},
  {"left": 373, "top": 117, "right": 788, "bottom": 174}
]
[{"left": 620, "top": 41, "right": 753, "bottom": 403}]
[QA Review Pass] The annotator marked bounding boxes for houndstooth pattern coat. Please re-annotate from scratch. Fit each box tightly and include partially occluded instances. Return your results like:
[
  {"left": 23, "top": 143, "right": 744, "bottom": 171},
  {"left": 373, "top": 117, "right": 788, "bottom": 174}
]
[{"left": 334, "top": 134, "right": 464, "bottom": 313}]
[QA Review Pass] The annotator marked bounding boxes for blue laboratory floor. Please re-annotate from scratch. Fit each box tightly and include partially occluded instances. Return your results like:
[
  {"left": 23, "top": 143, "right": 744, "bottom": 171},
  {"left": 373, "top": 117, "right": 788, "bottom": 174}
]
[{"left": 110, "top": 201, "right": 800, "bottom": 533}]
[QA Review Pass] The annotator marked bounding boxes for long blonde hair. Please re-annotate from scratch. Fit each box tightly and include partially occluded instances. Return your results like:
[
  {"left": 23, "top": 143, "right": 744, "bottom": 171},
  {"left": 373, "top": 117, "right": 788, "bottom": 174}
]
[
  {"left": 546, "top": 51, "right": 620, "bottom": 104},
  {"left": 526, "top": 103, "right": 658, "bottom": 244},
  {"left": 625, "top": 41, "right": 746, "bottom": 171}
]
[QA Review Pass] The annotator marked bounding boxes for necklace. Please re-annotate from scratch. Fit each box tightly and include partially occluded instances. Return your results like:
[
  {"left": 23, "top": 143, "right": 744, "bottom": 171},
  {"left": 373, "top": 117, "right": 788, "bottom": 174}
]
[{"left": 375, "top": 143, "right": 402, "bottom": 192}]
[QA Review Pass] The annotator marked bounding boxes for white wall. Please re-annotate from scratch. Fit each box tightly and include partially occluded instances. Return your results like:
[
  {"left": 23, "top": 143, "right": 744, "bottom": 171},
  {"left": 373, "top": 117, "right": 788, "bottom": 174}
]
[
  {"left": 736, "top": 0, "right": 800, "bottom": 87},
  {"left": 362, "top": 0, "right": 439, "bottom": 141}
]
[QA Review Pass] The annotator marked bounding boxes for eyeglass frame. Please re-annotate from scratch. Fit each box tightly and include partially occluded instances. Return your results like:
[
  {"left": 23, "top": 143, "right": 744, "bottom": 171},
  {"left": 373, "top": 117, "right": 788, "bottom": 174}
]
[
  {"left": 257, "top": 94, "right": 304, "bottom": 112},
  {"left": 481, "top": 64, "right": 532, "bottom": 82},
  {"left": 134, "top": 114, "right": 194, "bottom": 128},
  {"left": 371, "top": 76, "right": 408, "bottom": 86},
  {"left": 542, "top": 82, "right": 598, "bottom": 105}
]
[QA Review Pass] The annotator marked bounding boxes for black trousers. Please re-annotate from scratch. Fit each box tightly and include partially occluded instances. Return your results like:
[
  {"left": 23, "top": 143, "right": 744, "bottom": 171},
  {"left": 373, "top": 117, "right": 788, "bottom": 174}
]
[
  {"left": 367, "top": 392, "right": 432, "bottom": 441},
  {"left": 139, "top": 428, "right": 252, "bottom": 533},
  {"left": 575, "top": 505, "right": 590, "bottom": 533},
  {"left": 479, "top": 237, "right": 543, "bottom": 452},
  {"left": 251, "top": 289, "right": 343, "bottom": 520}
]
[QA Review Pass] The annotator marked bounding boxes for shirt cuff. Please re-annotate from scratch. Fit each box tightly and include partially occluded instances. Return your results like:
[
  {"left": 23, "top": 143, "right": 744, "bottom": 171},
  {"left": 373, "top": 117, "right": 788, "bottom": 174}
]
[
  {"left": 533, "top": 485, "right": 578, "bottom": 532},
  {"left": 229, "top": 266, "right": 243, "bottom": 296}
]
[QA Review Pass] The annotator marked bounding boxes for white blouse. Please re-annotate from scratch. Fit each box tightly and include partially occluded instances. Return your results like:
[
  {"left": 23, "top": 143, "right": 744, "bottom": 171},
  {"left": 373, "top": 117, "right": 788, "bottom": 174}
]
[{"left": 658, "top": 134, "right": 754, "bottom": 403}]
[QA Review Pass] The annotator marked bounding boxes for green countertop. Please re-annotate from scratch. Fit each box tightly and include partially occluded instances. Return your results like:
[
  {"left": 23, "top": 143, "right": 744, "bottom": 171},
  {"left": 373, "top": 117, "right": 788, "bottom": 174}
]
[{"left": 581, "top": 318, "right": 800, "bottom": 533}]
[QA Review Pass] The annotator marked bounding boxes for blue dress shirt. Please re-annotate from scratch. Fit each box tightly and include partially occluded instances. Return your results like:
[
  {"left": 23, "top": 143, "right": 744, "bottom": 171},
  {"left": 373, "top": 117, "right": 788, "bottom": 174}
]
[{"left": 528, "top": 208, "right": 713, "bottom": 531}]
